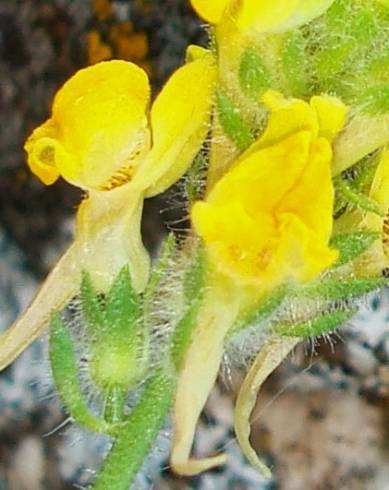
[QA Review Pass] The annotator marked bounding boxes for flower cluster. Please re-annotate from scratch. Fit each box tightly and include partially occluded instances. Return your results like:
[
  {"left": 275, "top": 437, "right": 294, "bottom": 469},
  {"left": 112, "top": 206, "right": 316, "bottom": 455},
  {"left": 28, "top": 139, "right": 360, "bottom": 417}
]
[{"left": 0, "top": 0, "right": 388, "bottom": 489}]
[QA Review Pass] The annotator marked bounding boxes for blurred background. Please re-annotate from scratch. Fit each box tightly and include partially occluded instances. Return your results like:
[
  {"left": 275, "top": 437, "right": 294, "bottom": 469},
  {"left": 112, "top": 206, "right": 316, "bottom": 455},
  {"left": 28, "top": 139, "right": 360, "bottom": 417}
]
[{"left": 0, "top": 1, "right": 388, "bottom": 489}]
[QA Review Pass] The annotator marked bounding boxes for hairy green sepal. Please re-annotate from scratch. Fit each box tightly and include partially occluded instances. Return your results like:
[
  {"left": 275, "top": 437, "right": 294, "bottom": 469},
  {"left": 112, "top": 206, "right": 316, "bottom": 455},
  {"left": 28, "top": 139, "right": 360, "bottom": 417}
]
[
  {"left": 330, "top": 231, "right": 380, "bottom": 267},
  {"left": 239, "top": 48, "right": 271, "bottom": 99},
  {"left": 49, "top": 314, "right": 111, "bottom": 434},
  {"left": 335, "top": 176, "right": 385, "bottom": 216},
  {"left": 81, "top": 267, "right": 147, "bottom": 391},
  {"left": 217, "top": 89, "right": 255, "bottom": 151},
  {"left": 230, "top": 286, "right": 288, "bottom": 335},
  {"left": 299, "top": 276, "right": 387, "bottom": 302},
  {"left": 93, "top": 369, "right": 175, "bottom": 490},
  {"left": 275, "top": 308, "right": 357, "bottom": 337}
]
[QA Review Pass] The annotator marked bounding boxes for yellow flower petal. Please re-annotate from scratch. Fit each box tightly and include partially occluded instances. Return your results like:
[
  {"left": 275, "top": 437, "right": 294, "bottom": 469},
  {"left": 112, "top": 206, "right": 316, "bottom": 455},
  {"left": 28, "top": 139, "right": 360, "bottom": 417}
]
[
  {"left": 191, "top": 0, "right": 335, "bottom": 31},
  {"left": 249, "top": 90, "right": 319, "bottom": 152},
  {"left": 190, "top": 0, "right": 229, "bottom": 23},
  {"left": 275, "top": 212, "right": 338, "bottom": 283},
  {"left": 310, "top": 95, "right": 349, "bottom": 141},
  {"left": 235, "top": 0, "right": 300, "bottom": 32},
  {"left": 278, "top": 137, "right": 334, "bottom": 244},
  {"left": 134, "top": 55, "right": 216, "bottom": 197},
  {"left": 185, "top": 44, "right": 210, "bottom": 62},
  {"left": 234, "top": 336, "right": 301, "bottom": 479},
  {"left": 25, "top": 60, "right": 151, "bottom": 190},
  {"left": 235, "top": 0, "right": 335, "bottom": 33}
]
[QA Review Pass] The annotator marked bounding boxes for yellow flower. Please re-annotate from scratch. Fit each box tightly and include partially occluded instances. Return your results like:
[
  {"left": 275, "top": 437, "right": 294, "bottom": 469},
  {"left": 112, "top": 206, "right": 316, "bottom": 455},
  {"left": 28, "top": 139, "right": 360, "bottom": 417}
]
[
  {"left": 171, "top": 90, "right": 348, "bottom": 477},
  {"left": 25, "top": 61, "right": 150, "bottom": 189},
  {"left": 192, "top": 91, "right": 346, "bottom": 293},
  {"left": 0, "top": 56, "right": 216, "bottom": 371},
  {"left": 191, "top": 0, "right": 335, "bottom": 33}
]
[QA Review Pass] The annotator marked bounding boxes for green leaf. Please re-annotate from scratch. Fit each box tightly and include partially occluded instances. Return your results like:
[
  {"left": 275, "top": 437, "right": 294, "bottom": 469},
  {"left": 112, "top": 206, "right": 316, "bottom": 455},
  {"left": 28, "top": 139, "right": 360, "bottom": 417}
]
[
  {"left": 49, "top": 314, "right": 110, "bottom": 434},
  {"left": 217, "top": 90, "right": 255, "bottom": 152},
  {"left": 93, "top": 368, "right": 175, "bottom": 490},
  {"left": 183, "top": 243, "right": 206, "bottom": 300},
  {"left": 330, "top": 231, "right": 380, "bottom": 267},
  {"left": 275, "top": 308, "right": 357, "bottom": 337},
  {"left": 281, "top": 31, "right": 309, "bottom": 97},
  {"left": 325, "top": 0, "right": 349, "bottom": 32},
  {"left": 357, "top": 84, "right": 389, "bottom": 115},
  {"left": 335, "top": 176, "right": 385, "bottom": 216},
  {"left": 313, "top": 42, "right": 354, "bottom": 84},
  {"left": 186, "top": 153, "right": 206, "bottom": 205},
  {"left": 349, "top": 7, "right": 379, "bottom": 45},
  {"left": 299, "top": 276, "right": 387, "bottom": 302},
  {"left": 105, "top": 266, "right": 141, "bottom": 337},
  {"left": 230, "top": 286, "right": 288, "bottom": 335},
  {"left": 348, "top": 153, "right": 380, "bottom": 192},
  {"left": 239, "top": 48, "right": 271, "bottom": 100},
  {"left": 80, "top": 271, "right": 104, "bottom": 329},
  {"left": 365, "top": 52, "right": 389, "bottom": 80}
]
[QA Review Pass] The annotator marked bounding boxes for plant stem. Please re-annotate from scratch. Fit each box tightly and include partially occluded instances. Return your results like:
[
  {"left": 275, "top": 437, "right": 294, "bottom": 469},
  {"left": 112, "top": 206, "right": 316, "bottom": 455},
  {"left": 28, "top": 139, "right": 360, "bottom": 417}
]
[
  {"left": 104, "top": 386, "right": 126, "bottom": 424},
  {"left": 92, "top": 368, "right": 175, "bottom": 490}
]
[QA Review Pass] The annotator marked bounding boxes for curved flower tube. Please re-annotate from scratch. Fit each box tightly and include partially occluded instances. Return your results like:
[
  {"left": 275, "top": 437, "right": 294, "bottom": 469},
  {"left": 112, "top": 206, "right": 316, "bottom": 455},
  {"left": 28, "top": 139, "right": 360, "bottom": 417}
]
[
  {"left": 191, "top": 0, "right": 335, "bottom": 33},
  {"left": 0, "top": 55, "right": 216, "bottom": 371},
  {"left": 171, "top": 90, "right": 348, "bottom": 476}
]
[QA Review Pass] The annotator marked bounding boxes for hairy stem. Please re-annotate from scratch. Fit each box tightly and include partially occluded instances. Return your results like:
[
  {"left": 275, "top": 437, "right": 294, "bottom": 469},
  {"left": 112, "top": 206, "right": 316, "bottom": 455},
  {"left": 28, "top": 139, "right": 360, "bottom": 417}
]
[{"left": 92, "top": 368, "right": 175, "bottom": 490}]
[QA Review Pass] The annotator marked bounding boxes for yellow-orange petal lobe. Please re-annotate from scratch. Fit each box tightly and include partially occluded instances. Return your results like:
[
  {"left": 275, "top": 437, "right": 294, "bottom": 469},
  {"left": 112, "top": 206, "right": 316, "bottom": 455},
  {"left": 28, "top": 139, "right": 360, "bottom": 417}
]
[
  {"left": 192, "top": 92, "right": 344, "bottom": 290},
  {"left": 25, "top": 60, "right": 151, "bottom": 190}
]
